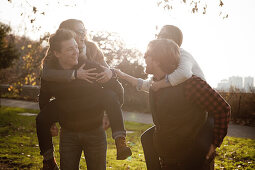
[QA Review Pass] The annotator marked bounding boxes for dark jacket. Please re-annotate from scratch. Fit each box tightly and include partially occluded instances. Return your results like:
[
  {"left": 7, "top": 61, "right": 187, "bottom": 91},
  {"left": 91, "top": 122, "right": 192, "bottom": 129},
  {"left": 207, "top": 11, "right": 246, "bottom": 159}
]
[
  {"left": 149, "top": 82, "right": 208, "bottom": 163},
  {"left": 39, "top": 60, "right": 123, "bottom": 131}
]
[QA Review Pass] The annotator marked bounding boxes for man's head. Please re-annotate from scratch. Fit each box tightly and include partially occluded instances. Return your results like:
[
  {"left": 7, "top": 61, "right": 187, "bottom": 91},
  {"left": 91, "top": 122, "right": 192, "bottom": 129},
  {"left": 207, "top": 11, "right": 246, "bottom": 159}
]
[
  {"left": 157, "top": 25, "right": 183, "bottom": 47},
  {"left": 59, "top": 19, "right": 87, "bottom": 49},
  {"left": 49, "top": 29, "right": 79, "bottom": 69},
  {"left": 144, "top": 39, "right": 180, "bottom": 77}
]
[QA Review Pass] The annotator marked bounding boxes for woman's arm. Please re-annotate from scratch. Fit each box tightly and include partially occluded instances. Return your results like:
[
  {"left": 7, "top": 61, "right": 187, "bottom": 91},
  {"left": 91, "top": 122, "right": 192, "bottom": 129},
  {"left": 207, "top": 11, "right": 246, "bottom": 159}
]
[
  {"left": 114, "top": 69, "right": 139, "bottom": 87},
  {"left": 114, "top": 69, "right": 151, "bottom": 93},
  {"left": 151, "top": 49, "right": 194, "bottom": 91},
  {"left": 42, "top": 65, "right": 75, "bottom": 82}
]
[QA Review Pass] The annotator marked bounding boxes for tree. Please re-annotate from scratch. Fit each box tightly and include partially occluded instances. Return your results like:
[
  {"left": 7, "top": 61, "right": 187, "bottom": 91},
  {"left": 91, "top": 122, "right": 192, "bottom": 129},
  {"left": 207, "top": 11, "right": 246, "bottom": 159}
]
[
  {"left": 91, "top": 31, "right": 150, "bottom": 112},
  {"left": 157, "top": 0, "right": 228, "bottom": 19},
  {"left": 0, "top": 22, "right": 19, "bottom": 69}
]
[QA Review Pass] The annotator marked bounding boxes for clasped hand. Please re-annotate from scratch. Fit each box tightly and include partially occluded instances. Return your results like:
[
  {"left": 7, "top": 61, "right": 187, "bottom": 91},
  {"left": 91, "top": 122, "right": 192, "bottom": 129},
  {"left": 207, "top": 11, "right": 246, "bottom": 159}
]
[{"left": 76, "top": 63, "right": 112, "bottom": 83}]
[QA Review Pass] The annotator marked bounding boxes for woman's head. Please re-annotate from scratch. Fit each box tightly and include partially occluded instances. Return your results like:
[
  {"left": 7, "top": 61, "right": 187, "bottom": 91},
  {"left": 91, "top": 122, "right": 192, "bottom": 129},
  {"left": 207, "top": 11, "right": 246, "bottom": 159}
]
[{"left": 59, "top": 19, "right": 87, "bottom": 49}]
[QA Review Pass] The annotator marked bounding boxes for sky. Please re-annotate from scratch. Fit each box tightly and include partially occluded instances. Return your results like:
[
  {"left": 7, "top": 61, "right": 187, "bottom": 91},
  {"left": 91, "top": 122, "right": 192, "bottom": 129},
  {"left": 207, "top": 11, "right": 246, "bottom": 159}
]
[{"left": 0, "top": 0, "right": 254, "bottom": 87}]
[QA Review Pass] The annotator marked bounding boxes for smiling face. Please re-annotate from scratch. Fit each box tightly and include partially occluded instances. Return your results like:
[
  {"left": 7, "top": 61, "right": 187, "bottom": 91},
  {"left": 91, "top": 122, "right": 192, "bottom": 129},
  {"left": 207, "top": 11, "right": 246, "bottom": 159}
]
[
  {"left": 144, "top": 39, "right": 180, "bottom": 76},
  {"left": 54, "top": 38, "right": 79, "bottom": 69},
  {"left": 73, "top": 22, "right": 87, "bottom": 49},
  {"left": 144, "top": 47, "right": 157, "bottom": 74}
]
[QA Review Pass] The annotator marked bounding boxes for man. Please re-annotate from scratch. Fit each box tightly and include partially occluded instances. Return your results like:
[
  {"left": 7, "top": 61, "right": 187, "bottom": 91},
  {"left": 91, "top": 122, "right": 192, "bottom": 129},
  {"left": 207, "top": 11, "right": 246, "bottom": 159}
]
[
  {"left": 115, "top": 39, "right": 230, "bottom": 169},
  {"left": 38, "top": 29, "right": 130, "bottom": 170},
  {"left": 37, "top": 19, "right": 131, "bottom": 169},
  {"left": 143, "top": 39, "right": 230, "bottom": 169}
]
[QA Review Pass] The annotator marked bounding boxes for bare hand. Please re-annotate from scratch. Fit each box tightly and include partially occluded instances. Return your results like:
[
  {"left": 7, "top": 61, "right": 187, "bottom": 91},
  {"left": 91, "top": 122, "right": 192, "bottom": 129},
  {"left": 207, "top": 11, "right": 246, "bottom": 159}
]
[
  {"left": 50, "top": 123, "right": 59, "bottom": 137},
  {"left": 102, "top": 114, "right": 110, "bottom": 130},
  {"left": 206, "top": 144, "right": 216, "bottom": 160},
  {"left": 151, "top": 79, "right": 171, "bottom": 91},
  {"left": 77, "top": 63, "right": 98, "bottom": 83},
  {"left": 96, "top": 66, "right": 112, "bottom": 83}
]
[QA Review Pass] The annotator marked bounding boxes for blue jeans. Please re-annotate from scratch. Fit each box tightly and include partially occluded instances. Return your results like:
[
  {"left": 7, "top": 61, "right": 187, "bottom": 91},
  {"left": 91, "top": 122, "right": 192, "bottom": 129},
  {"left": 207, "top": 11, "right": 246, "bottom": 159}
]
[{"left": 59, "top": 126, "right": 107, "bottom": 170}]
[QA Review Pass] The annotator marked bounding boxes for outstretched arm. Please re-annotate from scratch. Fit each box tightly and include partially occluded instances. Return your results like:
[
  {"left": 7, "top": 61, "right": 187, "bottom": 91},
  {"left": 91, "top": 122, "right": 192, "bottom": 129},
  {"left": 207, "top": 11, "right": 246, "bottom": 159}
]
[
  {"left": 114, "top": 69, "right": 151, "bottom": 93},
  {"left": 114, "top": 69, "right": 139, "bottom": 87}
]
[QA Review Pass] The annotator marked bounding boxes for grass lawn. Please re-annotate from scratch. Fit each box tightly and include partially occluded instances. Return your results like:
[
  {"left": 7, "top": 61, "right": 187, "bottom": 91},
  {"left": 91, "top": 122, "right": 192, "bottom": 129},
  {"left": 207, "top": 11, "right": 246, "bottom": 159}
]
[{"left": 0, "top": 106, "right": 254, "bottom": 169}]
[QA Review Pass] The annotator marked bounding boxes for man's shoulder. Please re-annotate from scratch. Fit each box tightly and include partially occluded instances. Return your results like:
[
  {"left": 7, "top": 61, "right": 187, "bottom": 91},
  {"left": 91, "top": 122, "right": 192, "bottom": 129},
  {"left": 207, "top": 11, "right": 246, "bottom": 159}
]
[{"left": 184, "top": 75, "right": 210, "bottom": 91}]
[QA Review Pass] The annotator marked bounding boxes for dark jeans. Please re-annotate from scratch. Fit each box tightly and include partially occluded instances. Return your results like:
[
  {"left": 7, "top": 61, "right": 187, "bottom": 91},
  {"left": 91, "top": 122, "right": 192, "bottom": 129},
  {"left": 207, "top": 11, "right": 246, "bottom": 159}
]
[
  {"left": 141, "top": 126, "right": 161, "bottom": 170},
  {"left": 36, "top": 99, "right": 59, "bottom": 155},
  {"left": 36, "top": 90, "right": 125, "bottom": 155},
  {"left": 101, "top": 90, "right": 126, "bottom": 138},
  {"left": 59, "top": 126, "right": 107, "bottom": 170},
  {"left": 141, "top": 116, "right": 214, "bottom": 170}
]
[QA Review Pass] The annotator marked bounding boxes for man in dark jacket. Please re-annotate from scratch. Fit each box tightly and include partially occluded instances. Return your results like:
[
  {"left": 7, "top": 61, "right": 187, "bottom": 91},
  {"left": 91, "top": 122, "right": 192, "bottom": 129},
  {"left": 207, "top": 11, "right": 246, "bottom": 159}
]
[
  {"left": 141, "top": 39, "right": 231, "bottom": 169},
  {"left": 37, "top": 29, "right": 131, "bottom": 170}
]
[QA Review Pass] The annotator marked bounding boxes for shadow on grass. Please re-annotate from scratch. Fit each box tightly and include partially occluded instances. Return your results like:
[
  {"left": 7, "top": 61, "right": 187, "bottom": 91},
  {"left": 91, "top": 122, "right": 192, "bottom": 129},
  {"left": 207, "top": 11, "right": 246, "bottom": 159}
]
[{"left": 0, "top": 106, "right": 254, "bottom": 169}]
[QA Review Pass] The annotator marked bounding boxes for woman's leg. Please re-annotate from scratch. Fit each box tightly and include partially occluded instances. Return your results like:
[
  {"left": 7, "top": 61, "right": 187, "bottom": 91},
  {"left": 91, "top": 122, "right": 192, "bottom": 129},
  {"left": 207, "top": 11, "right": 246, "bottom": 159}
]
[
  {"left": 141, "top": 126, "right": 161, "bottom": 170},
  {"left": 100, "top": 89, "right": 132, "bottom": 160},
  {"left": 81, "top": 126, "right": 107, "bottom": 170},
  {"left": 60, "top": 128, "right": 82, "bottom": 170},
  {"left": 101, "top": 89, "right": 126, "bottom": 139}
]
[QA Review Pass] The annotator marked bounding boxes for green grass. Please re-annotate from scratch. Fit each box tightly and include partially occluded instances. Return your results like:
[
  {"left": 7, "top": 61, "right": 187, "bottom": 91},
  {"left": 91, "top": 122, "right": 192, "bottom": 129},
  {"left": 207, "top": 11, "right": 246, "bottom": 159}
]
[{"left": 0, "top": 106, "right": 254, "bottom": 169}]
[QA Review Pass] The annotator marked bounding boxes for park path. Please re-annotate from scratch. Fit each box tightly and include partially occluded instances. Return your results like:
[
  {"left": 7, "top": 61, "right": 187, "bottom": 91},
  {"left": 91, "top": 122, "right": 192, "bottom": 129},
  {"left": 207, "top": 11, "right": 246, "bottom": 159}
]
[{"left": 1, "top": 98, "right": 255, "bottom": 139}]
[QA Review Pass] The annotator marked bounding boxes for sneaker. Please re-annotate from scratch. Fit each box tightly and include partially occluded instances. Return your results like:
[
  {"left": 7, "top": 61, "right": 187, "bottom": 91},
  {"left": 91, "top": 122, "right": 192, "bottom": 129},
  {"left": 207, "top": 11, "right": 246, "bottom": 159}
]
[
  {"left": 115, "top": 137, "right": 132, "bottom": 160},
  {"left": 42, "top": 158, "right": 59, "bottom": 170}
]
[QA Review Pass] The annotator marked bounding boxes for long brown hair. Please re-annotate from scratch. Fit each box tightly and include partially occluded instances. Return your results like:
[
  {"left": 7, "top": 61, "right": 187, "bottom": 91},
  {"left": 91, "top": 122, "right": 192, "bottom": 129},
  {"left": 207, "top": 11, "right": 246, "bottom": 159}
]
[{"left": 59, "top": 19, "right": 88, "bottom": 41}]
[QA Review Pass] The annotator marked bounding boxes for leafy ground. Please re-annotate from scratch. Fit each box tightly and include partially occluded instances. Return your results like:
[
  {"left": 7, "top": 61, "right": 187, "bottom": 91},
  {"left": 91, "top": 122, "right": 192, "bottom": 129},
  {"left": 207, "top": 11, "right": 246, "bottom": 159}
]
[{"left": 0, "top": 107, "right": 254, "bottom": 169}]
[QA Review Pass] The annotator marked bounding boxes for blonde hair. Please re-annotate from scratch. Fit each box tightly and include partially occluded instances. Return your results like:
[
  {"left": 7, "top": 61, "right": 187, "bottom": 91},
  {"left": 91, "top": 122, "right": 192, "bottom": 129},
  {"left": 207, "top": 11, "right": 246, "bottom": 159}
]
[{"left": 147, "top": 39, "right": 180, "bottom": 74}]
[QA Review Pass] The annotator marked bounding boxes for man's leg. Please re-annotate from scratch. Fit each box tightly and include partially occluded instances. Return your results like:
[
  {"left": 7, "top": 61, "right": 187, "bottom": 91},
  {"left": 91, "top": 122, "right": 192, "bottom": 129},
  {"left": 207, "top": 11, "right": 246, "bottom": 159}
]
[
  {"left": 81, "top": 126, "right": 107, "bottom": 170},
  {"left": 36, "top": 100, "right": 59, "bottom": 159},
  {"left": 59, "top": 128, "right": 82, "bottom": 170},
  {"left": 141, "top": 126, "right": 161, "bottom": 170}
]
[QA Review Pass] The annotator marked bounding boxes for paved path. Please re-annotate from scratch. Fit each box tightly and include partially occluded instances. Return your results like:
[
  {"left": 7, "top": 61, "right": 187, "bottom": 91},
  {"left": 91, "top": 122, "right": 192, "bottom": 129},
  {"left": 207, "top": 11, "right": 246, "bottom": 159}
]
[{"left": 1, "top": 98, "right": 255, "bottom": 139}]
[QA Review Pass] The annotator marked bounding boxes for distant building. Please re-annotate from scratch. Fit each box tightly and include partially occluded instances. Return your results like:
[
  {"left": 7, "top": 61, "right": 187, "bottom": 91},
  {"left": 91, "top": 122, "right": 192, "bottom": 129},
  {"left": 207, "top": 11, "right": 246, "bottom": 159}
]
[
  {"left": 244, "top": 76, "right": 254, "bottom": 92},
  {"left": 217, "top": 76, "right": 254, "bottom": 92},
  {"left": 217, "top": 79, "right": 230, "bottom": 91},
  {"left": 229, "top": 76, "right": 243, "bottom": 90}
]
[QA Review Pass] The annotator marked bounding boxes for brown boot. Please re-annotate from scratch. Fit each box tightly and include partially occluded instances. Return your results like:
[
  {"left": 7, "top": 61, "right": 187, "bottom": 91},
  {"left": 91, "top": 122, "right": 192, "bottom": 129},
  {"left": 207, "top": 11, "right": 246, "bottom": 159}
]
[{"left": 115, "top": 136, "right": 132, "bottom": 160}]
